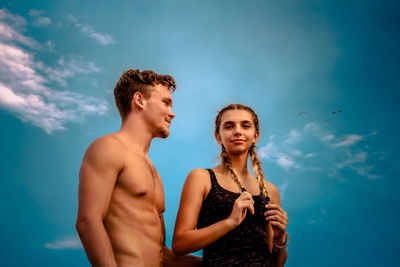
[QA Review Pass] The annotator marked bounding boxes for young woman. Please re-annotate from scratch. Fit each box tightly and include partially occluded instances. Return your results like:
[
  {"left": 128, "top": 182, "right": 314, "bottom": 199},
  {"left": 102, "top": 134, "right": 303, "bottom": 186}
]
[{"left": 172, "top": 104, "right": 288, "bottom": 266}]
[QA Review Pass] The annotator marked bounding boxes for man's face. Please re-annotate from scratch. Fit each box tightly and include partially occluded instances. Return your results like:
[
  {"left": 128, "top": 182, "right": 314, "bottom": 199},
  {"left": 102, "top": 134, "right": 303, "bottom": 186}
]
[{"left": 143, "top": 84, "right": 175, "bottom": 138}]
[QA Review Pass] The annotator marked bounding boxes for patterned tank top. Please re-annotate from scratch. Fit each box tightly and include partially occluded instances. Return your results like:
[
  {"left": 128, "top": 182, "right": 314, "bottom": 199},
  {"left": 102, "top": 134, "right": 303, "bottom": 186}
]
[{"left": 197, "top": 169, "right": 276, "bottom": 267}]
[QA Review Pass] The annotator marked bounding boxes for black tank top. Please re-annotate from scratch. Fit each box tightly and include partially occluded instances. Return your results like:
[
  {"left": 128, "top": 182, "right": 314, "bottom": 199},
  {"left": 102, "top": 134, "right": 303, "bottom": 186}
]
[{"left": 197, "top": 169, "right": 276, "bottom": 267}]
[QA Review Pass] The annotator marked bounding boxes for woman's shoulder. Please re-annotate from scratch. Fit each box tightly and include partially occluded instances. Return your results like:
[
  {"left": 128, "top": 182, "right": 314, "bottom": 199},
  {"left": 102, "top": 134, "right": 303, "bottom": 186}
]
[
  {"left": 185, "top": 168, "right": 212, "bottom": 184},
  {"left": 265, "top": 180, "right": 281, "bottom": 204},
  {"left": 182, "top": 168, "right": 212, "bottom": 197},
  {"left": 265, "top": 180, "right": 278, "bottom": 193}
]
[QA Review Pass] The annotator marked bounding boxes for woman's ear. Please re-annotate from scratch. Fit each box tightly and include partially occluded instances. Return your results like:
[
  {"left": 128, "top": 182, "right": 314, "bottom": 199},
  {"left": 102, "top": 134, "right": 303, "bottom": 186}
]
[
  {"left": 254, "top": 130, "right": 260, "bottom": 143},
  {"left": 215, "top": 132, "right": 223, "bottom": 145},
  {"left": 132, "top": 92, "right": 145, "bottom": 110}
]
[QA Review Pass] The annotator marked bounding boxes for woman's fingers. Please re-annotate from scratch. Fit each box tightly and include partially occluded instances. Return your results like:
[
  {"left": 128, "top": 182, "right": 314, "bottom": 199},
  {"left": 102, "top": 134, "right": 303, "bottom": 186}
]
[
  {"left": 238, "top": 200, "right": 255, "bottom": 215},
  {"left": 265, "top": 215, "right": 287, "bottom": 225},
  {"left": 264, "top": 209, "right": 287, "bottom": 220},
  {"left": 264, "top": 204, "right": 288, "bottom": 231},
  {"left": 269, "top": 221, "right": 287, "bottom": 232},
  {"left": 265, "top": 203, "right": 285, "bottom": 213},
  {"left": 240, "top": 192, "right": 254, "bottom": 203}
]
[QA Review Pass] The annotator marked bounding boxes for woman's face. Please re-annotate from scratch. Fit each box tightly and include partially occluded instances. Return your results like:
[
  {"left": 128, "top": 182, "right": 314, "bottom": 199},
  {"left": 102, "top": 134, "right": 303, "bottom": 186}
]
[{"left": 216, "top": 109, "right": 259, "bottom": 155}]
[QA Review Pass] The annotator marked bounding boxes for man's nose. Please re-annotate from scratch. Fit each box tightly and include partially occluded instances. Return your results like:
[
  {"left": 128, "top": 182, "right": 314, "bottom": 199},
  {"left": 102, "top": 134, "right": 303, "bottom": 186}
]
[{"left": 169, "top": 110, "right": 175, "bottom": 119}]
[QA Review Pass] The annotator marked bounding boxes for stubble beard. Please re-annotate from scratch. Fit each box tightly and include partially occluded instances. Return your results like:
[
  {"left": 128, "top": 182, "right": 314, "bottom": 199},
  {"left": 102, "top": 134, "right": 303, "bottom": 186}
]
[{"left": 156, "top": 127, "right": 169, "bottom": 139}]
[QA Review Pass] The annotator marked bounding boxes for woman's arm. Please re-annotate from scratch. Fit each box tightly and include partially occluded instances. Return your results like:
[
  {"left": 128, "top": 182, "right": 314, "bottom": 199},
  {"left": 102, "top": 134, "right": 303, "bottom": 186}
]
[
  {"left": 172, "top": 168, "right": 255, "bottom": 256},
  {"left": 265, "top": 182, "right": 288, "bottom": 266}
]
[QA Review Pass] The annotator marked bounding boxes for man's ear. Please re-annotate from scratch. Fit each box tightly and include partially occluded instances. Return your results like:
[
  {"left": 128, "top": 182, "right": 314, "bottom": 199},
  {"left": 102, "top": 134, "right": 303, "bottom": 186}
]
[
  {"left": 132, "top": 92, "right": 145, "bottom": 110},
  {"left": 215, "top": 132, "right": 222, "bottom": 145}
]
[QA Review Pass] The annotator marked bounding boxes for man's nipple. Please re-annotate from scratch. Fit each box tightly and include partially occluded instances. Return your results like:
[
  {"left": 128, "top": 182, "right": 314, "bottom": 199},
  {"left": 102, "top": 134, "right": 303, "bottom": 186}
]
[{"left": 138, "top": 189, "right": 147, "bottom": 196}]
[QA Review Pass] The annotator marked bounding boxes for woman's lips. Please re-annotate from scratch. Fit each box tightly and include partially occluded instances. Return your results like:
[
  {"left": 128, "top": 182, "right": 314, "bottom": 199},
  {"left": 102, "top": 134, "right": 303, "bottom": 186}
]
[{"left": 231, "top": 139, "right": 245, "bottom": 144}]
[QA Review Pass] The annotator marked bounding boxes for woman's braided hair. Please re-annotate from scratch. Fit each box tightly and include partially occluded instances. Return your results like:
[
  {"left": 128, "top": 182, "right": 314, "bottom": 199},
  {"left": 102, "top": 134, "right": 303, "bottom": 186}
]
[{"left": 215, "top": 104, "right": 269, "bottom": 198}]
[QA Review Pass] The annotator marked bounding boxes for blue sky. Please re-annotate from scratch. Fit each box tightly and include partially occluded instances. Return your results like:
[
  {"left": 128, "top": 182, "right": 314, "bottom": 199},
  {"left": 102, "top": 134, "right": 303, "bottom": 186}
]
[{"left": 1, "top": 0, "right": 399, "bottom": 266}]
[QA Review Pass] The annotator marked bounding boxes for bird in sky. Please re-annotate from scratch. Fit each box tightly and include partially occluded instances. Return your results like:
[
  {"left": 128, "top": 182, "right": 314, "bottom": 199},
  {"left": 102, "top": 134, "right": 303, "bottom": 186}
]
[
  {"left": 298, "top": 111, "right": 308, "bottom": 116},
  {"left": 332, "top": 110, "right": 342, "bottom": 115}
]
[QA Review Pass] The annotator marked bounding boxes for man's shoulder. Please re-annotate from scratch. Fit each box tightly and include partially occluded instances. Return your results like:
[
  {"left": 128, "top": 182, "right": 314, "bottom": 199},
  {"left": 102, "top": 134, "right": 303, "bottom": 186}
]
[
  {"left": 88, "top": 133, "right": 124, "bottom": 151},
  {"left": 84, "top": 133, "right": 126, "bottom": 163}
]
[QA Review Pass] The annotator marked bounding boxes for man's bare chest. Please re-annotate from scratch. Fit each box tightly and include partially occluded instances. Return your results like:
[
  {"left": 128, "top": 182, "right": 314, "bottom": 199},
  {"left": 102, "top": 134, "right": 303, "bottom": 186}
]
[{"left": 116, "top": 156, "right": 165, "bottom": 211}]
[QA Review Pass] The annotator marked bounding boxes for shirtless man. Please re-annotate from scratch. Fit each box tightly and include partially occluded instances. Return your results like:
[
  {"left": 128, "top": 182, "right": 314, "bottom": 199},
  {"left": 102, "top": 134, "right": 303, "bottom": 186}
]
[{"left": 76, "top": 69, "right": 201, "bottom": 266}]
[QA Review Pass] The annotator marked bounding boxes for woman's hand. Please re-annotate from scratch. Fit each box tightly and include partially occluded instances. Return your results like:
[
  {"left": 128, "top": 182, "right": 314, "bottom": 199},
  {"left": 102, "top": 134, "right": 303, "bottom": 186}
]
[
  {"left": 264, "top": 204, "right": 288, "bottom": 244},
  {"left": 227, "top": 191, "right": 255, "bottom": 227}
]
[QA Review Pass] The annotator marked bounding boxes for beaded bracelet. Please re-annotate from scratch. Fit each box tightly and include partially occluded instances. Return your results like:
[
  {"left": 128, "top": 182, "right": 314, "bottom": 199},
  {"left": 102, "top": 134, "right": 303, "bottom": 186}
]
[{"left": 273, "top": 232, "right": 289, "bottom": 253}]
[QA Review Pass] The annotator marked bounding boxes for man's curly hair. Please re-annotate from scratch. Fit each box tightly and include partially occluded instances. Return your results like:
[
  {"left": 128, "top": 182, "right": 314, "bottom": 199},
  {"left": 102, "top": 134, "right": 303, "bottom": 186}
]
[{"left": 114, "top": 69, "right": 176, "bottom": 120}]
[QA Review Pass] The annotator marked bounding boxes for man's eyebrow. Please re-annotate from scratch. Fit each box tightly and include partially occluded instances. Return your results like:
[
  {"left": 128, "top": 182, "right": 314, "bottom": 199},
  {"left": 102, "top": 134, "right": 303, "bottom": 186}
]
[{"left": 163, "top": 97, "right": 172, "bottom": 105}]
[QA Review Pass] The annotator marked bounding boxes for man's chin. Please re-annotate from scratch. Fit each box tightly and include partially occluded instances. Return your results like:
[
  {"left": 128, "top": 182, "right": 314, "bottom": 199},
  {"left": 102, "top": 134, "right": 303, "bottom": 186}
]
[{"left": 156, "top": 128, "right": 170, "bottom": 139}]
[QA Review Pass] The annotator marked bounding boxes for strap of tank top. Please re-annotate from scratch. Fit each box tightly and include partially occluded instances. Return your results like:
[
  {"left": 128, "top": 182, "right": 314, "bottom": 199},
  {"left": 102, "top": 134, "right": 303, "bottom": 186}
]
[{"left": 206, "top": 168, "right": 218, "bottom": 187}]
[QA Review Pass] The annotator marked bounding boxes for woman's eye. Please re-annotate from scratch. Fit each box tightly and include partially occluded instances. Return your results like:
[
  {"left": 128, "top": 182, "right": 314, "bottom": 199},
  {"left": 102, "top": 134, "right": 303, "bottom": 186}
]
[{"left": 243, "top": 125, "right": 250, "bottom": 128}]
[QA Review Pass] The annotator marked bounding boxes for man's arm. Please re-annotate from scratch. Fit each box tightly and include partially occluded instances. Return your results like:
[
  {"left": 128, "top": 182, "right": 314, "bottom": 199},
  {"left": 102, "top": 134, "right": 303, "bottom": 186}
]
[
  {"left": 76, "top": 137, "right": 122, "bottom": 267},
  {"left": 161, "top": 214, "right": 202, "bottom": 267}
]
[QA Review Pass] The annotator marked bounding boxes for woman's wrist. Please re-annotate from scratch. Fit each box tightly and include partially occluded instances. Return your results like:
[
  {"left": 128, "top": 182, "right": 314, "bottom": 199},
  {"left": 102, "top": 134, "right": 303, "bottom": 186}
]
[
  {"left": 273, "top": 232, "right": 289, "bottom": 254},
  {"left": 224, "top": 217, "right": 238, "bottom": 230},
  {"left": 273, "top": 232, "right": 286, "bottom": 246}
]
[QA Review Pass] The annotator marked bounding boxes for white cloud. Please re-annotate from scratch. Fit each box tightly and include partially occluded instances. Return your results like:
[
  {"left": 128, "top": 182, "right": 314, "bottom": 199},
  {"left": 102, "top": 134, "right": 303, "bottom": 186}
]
[
  {"left": 0, "top": 9, "right": 108, "bottom": 134},
  {"left": 258, "top": 142, "right": 277, "bottom": 160},
  {"left": 0, "top": 21, "right": 40, "bottom": 49},
  {"left": 276, "top": 153, "right": 300, "bottom": 171},
  {"left": 45, "top": 236, "right": 82, "bottom": 250},
  {"left": 28, "top": 9, "right": 52, "bottom": 26},
  {"left": 259, "top": 142, "right": 300, "bottom": 171},
  {"left": 288, "top": 149, "right": 302, "bottom": 156},
  {"left": 68, "top": 15, "right": 115, "bottom": 45},
  {"left": 277, "top": 177, "right": 289, "bottom": 201},
  {"left": 38, "top": 55, "right": 100, "bottom": 87},
  {"left": 283, "top": 129, "right": 301, "bottom": 144},
  {"left": 322, "top": 134, "right": 335, "bottom": 142},
  {"left": 258, "top": 122, "right": 382, "bottom": 180},
  {"left": 0, "top": 8, "right": 26, "bottom": 26},
  {"left": 337, "top": 151, "right": 367, "bottom": 169},
  {"left": 332, "top": 134, "right": 363, "bottom": 147},
  {"left": 304, "top": 122, "right": 319, "bottom": 132}
]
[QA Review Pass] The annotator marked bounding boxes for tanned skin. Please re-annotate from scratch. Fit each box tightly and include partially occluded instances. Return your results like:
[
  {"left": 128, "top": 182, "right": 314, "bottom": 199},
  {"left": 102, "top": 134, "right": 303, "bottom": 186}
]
[
  {"left": 173, "top": 109, "right": 288, "bottom": 266},
  {"left": 76, "top": 84, "right": 201, "bottom": 267}
]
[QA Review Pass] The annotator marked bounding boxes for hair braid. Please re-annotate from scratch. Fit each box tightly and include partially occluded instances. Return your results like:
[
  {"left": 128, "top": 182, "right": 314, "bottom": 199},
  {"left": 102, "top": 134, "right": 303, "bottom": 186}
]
[
  {"left": 216, "top": 104, "right": 268, "bottom": 196},
  {"left": 221, "top": 146, "right": 244, "bottom": 193},
  {"left": 249, "top": 144, "right": 269, "bottom": 200}
]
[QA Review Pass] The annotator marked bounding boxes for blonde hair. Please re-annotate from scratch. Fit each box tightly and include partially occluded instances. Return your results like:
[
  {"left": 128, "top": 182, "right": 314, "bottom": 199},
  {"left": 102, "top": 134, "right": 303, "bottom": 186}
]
[{"left": 216, "top": 104, "right": 269, "bottom": 199}]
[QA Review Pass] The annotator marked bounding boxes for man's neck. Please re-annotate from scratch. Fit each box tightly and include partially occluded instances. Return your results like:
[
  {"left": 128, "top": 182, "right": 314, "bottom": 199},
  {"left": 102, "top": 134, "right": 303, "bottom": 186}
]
[{"left": 118, "top": 115, "right": 153, "bottom": 154}]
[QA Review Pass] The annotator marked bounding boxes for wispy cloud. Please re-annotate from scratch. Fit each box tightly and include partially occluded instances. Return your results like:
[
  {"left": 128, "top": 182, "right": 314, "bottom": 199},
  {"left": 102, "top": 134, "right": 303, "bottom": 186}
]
[
  {"left": 39, "top": 55, "right": 100, "bottom": 87},
  {"left": 28, "top": 9, "right": 51, "bottom": 26},
  {"left": 332, "top": 134, "right": 363, "bottom": 148},
  {"left": 45, "top": 236, "right": 82, "bottom": 250},
  {"left": 68, "top": 15, "right": 115, "bottom": 45},
  {"left": 276, "top": 153, "right": 300, "bottom": 171},
  {"left": 258, "top": 121, "right": 383, "bottom": 180},
  {"left": 0, "top": 9, "right": 40, "bottom": 49},
  {"left": 0, "top": 8, "right": 108, "bottom": 134},
  {"left": 283, "top": 129, "right": 301, "bottom": 144}
]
